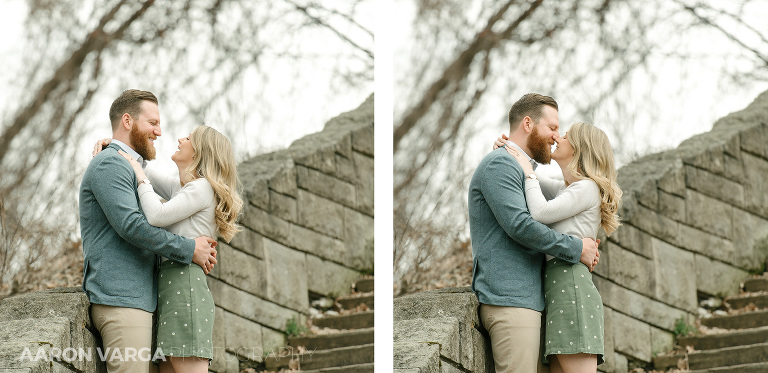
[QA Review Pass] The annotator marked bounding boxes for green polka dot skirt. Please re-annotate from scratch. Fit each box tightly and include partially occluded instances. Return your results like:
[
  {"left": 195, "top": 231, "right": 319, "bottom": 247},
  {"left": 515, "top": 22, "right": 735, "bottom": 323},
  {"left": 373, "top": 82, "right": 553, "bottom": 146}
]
[
  {"left": 156, "top": 260, "right": 214, "bottom": 359},
  {"left": 542, "top": 258, "right": 604, "bottom": 365}
]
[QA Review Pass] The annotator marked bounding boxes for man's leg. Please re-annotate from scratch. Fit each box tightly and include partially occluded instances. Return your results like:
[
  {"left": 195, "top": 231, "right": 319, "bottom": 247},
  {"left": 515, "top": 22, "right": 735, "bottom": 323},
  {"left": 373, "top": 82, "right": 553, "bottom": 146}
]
[
  {"left": 480, "top": 304, "right": 543, "bottom": 373},
  {"left": 91, "top": 304, "right": 155, "bottom": 373}
]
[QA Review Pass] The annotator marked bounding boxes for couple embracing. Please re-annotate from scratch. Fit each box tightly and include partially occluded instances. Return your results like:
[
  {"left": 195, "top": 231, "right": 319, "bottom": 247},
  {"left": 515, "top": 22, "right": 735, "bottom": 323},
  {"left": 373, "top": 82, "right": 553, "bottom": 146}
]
[
  {"left": 469, "top": 93, "right": 622, "bottom": 373},
  {"left": 80, "top": 89, "right": 243, "bottom": 373}
]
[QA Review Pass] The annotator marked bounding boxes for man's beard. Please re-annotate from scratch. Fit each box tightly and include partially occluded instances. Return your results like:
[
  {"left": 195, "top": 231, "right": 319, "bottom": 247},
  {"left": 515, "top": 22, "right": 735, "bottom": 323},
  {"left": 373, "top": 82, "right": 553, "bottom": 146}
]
[
  {"left": 130, "top": 125, "right": 156, "bottom": 160},
  {"left": 527, "top": 125, "right": 552, "bottom": 164}
]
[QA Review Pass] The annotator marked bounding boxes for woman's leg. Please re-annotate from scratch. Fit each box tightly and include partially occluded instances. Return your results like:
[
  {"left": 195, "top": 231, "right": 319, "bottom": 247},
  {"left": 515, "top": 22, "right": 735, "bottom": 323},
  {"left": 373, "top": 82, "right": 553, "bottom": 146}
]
[
  {"left": 158, "top": 360, "right": 175, "bottom": 373},
  {"left": 168, "top": 356, "right": 209, "bottom": 373},
  {"left": 548, "top": 355, "right": 564, "bottom": 373},
  {"left": 554, "top": 353, "right": 597, "bottom": 373}
]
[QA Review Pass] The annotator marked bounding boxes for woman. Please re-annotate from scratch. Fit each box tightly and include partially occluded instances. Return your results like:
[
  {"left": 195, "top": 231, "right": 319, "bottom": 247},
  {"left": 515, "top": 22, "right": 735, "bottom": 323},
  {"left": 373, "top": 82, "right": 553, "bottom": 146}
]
[
  {"left": 495, "top": 122, "right": 621, "bottom": 373},
  {"left": 97, "top": 126, "right": 243, "bottom": 373}
]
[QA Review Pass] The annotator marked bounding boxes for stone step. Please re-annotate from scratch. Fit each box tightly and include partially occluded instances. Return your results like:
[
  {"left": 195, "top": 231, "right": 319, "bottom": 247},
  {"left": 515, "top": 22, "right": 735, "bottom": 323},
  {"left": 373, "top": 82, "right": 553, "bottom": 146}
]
[
  {"left": 313, "top": 310, "right": 374, "bottom": 330},
  {"left": 701, "top": 309, "right": 768, "bottom": 329},
  {"left": 264, "top": 343, "right": 374, "bottom": 371},
  {"left": 300, "top": 362, "right": 375, "bottom": 373},
  {"left": 289, "top": 328, "right": 374, "bottom": 350},
  {"left": 744, "top": 277, "right": 768, "bottom": 292},
  {"left": 653, "top": 342, "right": 768, "bottom": 370},
  {"left": 726, "top": 293, "right": 768, "bottom": 310},
  {"left": 688, "top": 362, "right": 768, "bottom": 373},
  {"left": 337, "top": 293, "right": 374, "bottom": 311},
  {"left": 677, "top": 326, "right": 768, "bottom": 350},
  {"left": 355, "top": 278, "right": 374, "bottom": 293}
]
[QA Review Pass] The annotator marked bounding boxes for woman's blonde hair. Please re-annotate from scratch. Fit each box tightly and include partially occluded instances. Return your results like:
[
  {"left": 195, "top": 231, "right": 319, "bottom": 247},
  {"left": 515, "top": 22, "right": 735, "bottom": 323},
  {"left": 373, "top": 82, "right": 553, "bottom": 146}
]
[
  {"left": 185, "top": 126, "right": 243, "bottom": 242},
  {"left": 565, "top": 122, "right": 623, "bottom": 236}
]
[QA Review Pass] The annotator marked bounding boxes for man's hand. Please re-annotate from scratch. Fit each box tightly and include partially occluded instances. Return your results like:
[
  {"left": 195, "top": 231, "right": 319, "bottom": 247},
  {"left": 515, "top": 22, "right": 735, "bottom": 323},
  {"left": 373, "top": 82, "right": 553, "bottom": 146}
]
[
  {"left": 192, "top": 236, "right": 218, "bottom": 274},
  {"left": 580, "top": 237, "right": 599, "bottom": 272}
]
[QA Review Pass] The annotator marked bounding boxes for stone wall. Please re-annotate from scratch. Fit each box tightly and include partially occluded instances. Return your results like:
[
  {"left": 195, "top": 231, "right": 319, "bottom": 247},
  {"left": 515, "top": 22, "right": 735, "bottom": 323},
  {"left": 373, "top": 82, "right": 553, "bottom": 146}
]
[
  {"left": 595, "top": 90, "right": 768, "bottom": 371},
  {"left": 394, "top": 90, "right": 768, "bottom": 372},
  {"left": 0, "top": 94, "right": 373, "bottom": 373}
]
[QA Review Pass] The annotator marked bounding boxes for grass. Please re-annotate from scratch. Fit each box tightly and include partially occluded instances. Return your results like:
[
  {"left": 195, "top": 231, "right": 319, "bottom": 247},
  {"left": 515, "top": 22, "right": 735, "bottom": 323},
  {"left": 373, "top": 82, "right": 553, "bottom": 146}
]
[
  {"left": 285, "top": 316, "right": 308, "bottom": 337},
  {"left": 673, "top": 316, "right": 697, "bottom": 337}
]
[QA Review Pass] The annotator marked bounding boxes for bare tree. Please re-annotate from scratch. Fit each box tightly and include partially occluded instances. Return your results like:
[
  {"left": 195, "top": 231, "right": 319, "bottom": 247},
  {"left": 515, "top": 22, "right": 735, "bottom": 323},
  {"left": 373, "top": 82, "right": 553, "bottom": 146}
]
[
  {"left": 393, "top": 0, "right": 768, "bottom": 290},
  {"left": 0, "top": 0, "right": 373, "bottom": 293}
]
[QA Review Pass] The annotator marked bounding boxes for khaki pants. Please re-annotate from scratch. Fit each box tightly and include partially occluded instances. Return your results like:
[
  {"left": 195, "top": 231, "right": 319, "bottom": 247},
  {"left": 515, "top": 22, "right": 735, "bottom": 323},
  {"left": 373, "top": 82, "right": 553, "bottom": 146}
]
[
  {"left": 91, "top": 304, "right": 157, "bottom": 373},
  {"left": 480, "top": 304, "right": 548, "bottom": 373}
]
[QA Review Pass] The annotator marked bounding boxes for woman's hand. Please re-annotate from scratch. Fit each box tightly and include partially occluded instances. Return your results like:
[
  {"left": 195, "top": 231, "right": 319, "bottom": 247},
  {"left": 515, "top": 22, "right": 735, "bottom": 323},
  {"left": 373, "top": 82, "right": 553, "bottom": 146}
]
[
  {"left": 92, "top": 138, "right": 112, "bottom": 157},
  {"left": 117, "top": 150, "right": 148, "bottom": 182},
  {"left": 492, "top": 133, "right": 511, "bottom": 150},
  {"left": 504, "top": 145, "right": 535, "bottom": 175}
]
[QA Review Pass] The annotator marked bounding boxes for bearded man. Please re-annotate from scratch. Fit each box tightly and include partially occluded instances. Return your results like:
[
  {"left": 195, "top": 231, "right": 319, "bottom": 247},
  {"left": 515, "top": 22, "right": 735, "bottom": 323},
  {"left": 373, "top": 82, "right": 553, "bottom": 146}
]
[
  {"left": 468, "top": 93, "right": 600, "bottom": 373},
  {"left": 79, "top": 89, "right": 218, "bottom": 373}
]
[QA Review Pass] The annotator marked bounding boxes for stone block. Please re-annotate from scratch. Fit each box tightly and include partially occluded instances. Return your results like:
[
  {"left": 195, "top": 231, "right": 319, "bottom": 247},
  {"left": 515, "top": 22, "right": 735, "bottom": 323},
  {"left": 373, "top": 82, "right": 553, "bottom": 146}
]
[
  {"left": 629, "top": 205, "right": 679, "bottom": 246},
  {"left": 470, "top": 326, "right": 494, "bottom": 373},
  {"left": 678, "top": 223, "right": 739, "bottom": 267},
  {"left": 635, "top": 178, "right": 659, "bottom": 210},
  {"left": 394, "top": 288, "right": 480, "bottom": 369},
  {"left": 263, "top": 239, "right": 310, "bottom": 311},
  {"left": 651, "top": 326, "right": 675, "bottom": 358},
  {"left": 609, "top": 224, "right": 653, "bottom": 259},
  {"left": 0, "top": 288, "right": 91, "bottom": 328},
  {"left": 269, "top": 190, "right": 297, "bottom": 223},
  {"left": 352, "top": 125, "right": 374, "bottom": 157},
  {"left": 242, "top": 177, "right": 269, "bottom": 210},
  {"left": 657, "top": 160, "right": 686, "bottom": 197},
  {"left": 681, "top": 143, "right": 725, "bottom": 175},
  {"left": 685, "top": 165, "right": 744, "bottom": 207},
  {"left": 393, "top": 342, "right": 440, "bottom": 373},
  {"left": 223, "top": 310, "right": 263, "bottom": 362},
  {"left": 652, "top": 238, "right": 697, "bottom": 312},
  {"left": 211, "top": 306, "right": 227, "bottom": 372},
  {"left": 228, "top": 226, "right": 264, "bottom": 259},
  {"left": 0, "top": 318, "right": 71, "bottom": 356},
  {"left": 609, "top": 244, "right": 654, "bottom": 297},
  {"left": 724, "top": 153, "right": 746, "bottom": 182},
  {"left": 657, "top": 190, "right": 686, "bottom": 222},
  {"left": 335, "top": 153, "right": 357, "bottom": 184},
  {"left": 241, "top": 204, "right": 291, "bottom": 247},
  {"left": 331, "top": 132, "right": 353, "bottom": 159},
  {"left": 612, "top": 312, "right": 651, "bottom": 362},
  {"left": 353, "top": 152, "right": 375, "bottom": 216},
  {"left": 394, "top": 317, "right": 461, "bottom": 365},
  {"left": 600, "top": 306, "right": 615, "bottom": 372},
  {"left": 288, "top": 223, "right": 346, "bottom": 263},
  {"left": 296, "top": 190, "right": 345, "bottom": 239},
  {"left": 741, "top": 152, "right": 768, "bottom": 218},
  {"left": 261, "top": 327, "right": 286, "bottom": 358},
  {"left": 593, "top": 277, "right": 687, "bottom": 331},
  {"left": 694, "top": 254, "right": 748, "bottom": 297},
  {"left": 296, "top": 165, "right": 356, "bottom": 208},
  {"left": 614, "top": 352, "right": 629, "bottom": 373},
  {"left": 215, "top": 243, "right": 267, "bottom": 298},
  {"left": 740, "top": 123, "right": 767, "bottom": 158},
  {"left": 268, "top": 165, "right": 298, "bottom": 197},
  {"left": 732, "top": 208, "right": 768, "bottom": 272},
  {"left": 306, "top": 254, "right": 360, "bottom": 297},
  {"left": 208, "top": 277, "right": 301, "bottom": 331},
  {"left": 344, "top": 207, "right": 375, "bottom": 271},
  {"left": 294, "top": 147, "right": 337, "bottom": 175},
  {"left": 686, "top": 189, "right": 732, "bottom": 239}
]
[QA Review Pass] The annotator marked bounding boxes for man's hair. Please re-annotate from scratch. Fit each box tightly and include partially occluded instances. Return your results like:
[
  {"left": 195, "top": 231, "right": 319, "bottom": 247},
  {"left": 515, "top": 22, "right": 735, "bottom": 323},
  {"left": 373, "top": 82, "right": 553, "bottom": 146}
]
[
  {"left": 508, "top": 93, "right": 558, "bottom": 131},
  {"left": 109, "top": 89, "right": 158, "bottom": 131}
]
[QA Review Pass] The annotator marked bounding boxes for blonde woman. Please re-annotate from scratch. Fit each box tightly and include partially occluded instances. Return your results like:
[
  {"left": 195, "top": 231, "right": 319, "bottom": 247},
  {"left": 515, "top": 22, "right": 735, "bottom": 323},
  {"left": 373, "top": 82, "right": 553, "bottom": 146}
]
[
  {"left": 495, "top": 122, "right": 621, "bottom": 373},
  {"left": 95, "top": 126, "right": 243, "bottom": 373}
]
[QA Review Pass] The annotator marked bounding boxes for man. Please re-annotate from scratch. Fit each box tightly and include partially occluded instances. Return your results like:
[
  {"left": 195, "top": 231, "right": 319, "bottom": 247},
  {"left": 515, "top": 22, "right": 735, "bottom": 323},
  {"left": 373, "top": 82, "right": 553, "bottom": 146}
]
[
  {"left": 80, "top": 89, "right": 218, "bottom": 373},
  {"left": 468, "top": 93, "right": 599, "bottom": 373}
]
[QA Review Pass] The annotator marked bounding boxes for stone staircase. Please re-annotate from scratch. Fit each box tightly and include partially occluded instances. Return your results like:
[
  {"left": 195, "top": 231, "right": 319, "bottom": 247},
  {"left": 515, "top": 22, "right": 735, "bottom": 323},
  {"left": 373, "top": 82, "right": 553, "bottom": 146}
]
[
  {"left": 653, "top": 274, "right": 768, "bottom": 372},
  {"left": 265, "top": 277, "right": 374, "bottom": 372}
]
